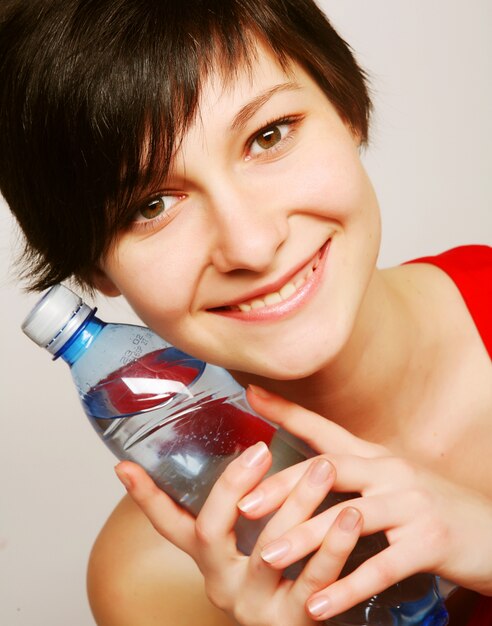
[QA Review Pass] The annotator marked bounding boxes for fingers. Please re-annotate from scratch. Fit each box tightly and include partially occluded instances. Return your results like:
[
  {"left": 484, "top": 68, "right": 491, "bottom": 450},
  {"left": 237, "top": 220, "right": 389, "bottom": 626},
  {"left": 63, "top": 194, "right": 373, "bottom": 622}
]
[
  {"left": 306, "top": 543, "right": 421, "bottom": 621},
  {"left": 194, "top": 441, "right": 289, "bottom": 612},
  {"left": 291, "top": 507, "right": 362, "bottom": 605},
  {"left": 114, "top": 461, "right": 197, "bottom": 554},
  {"left": 238, "top": 454, "right": 395, "bottom": 520},
  {"left": 240, "top": 456, "right": 337, "bottom": 600},
  {"left": 256, "top": 491, "right": 411, "bottom": 571},
  {"left": 238, "top": 457, "right": 313, "bottom": 516},
  {"left": 195, "top": 441, "right": 272, "bottom": 571},
  {"left": 196, "top": 442, "right": 271, "bottom": 539},
  {"left": 239, "top": 454, "right": 357, "bottom": 518},
  {"left": 247, "top": 386, "right": 384, "bottom": 458},
  {"left": 256, "top": 457, "right": 336, "bottom": 562}
]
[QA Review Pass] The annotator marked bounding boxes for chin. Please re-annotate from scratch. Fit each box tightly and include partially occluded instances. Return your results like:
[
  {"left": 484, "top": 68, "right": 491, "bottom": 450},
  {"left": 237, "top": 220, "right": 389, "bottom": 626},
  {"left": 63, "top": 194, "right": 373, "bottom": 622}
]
[{"left": 245, "top": 336, "right": 347, "bottom": 381}]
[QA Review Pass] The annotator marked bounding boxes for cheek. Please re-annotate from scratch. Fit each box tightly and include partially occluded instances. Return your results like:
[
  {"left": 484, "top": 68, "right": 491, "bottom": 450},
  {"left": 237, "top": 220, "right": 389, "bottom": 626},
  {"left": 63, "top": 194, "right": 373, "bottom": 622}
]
[
  {"left": 285, "top": 142, "right": 375, "bottom": 222},
  {"left": 290, "top": 139, "right": 381, "bottom": 288},
  {"left": 105, "top": 239, "right": 202, "bottom": 323}
]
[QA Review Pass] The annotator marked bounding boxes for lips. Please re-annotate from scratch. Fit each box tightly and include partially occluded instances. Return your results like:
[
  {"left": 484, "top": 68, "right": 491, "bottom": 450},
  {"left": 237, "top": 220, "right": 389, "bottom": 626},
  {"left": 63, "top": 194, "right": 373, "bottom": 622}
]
[{"left": 210, "top": 239, "right": 330, "bottom": 320}]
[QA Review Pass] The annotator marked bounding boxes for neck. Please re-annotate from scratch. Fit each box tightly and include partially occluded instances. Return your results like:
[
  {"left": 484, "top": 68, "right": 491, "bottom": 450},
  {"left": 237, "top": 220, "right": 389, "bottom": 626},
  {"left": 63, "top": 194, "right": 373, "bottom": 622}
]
[{"left": 232, "top": 267, "right": 444, "bottom": 445}]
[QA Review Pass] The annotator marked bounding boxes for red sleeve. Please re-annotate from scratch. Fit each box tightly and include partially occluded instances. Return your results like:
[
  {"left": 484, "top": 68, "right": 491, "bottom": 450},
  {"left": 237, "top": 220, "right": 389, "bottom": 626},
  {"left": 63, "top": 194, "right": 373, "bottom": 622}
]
[{"left": 405, "top": 246, "right": 492, "bottom": 360}]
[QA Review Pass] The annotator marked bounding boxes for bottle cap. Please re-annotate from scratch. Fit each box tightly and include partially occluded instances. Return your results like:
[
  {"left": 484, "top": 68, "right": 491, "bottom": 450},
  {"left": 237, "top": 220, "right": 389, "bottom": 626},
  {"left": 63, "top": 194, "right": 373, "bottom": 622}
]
[{"left": 22, "top": 284, "right": 92, "bottom": 354}]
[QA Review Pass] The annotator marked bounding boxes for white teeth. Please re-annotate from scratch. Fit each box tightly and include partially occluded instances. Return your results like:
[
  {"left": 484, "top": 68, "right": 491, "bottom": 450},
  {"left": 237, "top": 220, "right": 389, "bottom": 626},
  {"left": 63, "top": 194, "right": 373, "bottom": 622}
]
[
  {"left": 279, "top": 282, "right": 297, "bottom": 300},
  {"left": 264, "top": 292, "right": 283, "bottom": 305},
  {"left": 227, "top": 247, "right": 323, "bottom": 312},
  {"left": 251, "top": 299, "right": 265, "bottom": 309}
]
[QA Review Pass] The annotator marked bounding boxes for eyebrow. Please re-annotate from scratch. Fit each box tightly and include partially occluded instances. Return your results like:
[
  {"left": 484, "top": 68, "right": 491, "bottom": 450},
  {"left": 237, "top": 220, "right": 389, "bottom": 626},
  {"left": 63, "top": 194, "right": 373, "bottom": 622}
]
[{"left": 230, "top": 81, "right": 302, "bottom": 132}]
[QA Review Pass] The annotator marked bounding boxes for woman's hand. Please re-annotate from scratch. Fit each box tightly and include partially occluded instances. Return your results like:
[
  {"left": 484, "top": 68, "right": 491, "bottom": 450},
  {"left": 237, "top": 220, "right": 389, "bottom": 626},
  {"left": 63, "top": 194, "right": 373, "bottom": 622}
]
[
  {"left": 238, "top": 386, "right": 492, "bottom": 621},
  {"left": 114, "top": 441, "right": 363, "bottom": 626}
]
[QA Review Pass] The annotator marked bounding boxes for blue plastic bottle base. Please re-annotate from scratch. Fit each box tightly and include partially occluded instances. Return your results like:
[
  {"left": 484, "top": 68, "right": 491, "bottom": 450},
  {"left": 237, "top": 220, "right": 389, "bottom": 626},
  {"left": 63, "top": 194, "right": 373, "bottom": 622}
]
[
  {"left": 421, "top": 606, "right": 449, "bottom": 626},
  {"left": 321, "top": 580, "right": 449, "bottom": 626},
  {"left": 322, "top": 603, "right": 448, "bottom": 626},
  {"left": 389, "top": 590, "right": 449, "bottom": 626}
]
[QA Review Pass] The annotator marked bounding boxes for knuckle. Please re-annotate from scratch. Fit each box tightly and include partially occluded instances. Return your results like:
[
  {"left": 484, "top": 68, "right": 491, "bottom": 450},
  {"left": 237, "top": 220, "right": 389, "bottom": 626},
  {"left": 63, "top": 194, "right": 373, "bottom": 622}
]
[
  {"left": 319, "top": 524, "right": 341, "bottom": 551},
  {"left": 372, "top": 442, "right": 389, "bottom": 457},
  {"left": 297, "top": 523, "right": 318, "bottom": 547},
  {"left": 372, "top": 559, "right": 395, "bottom": 588},
  {"left": 421, "top": 518, "right": 450, "bottom": 558},
  {"left": 233, "top": 601, "right": 253, "bottom": 626},
  {"left": 323, "top": 534, "right": 349, "bottom": 559},
  {"left": 135, "top": 482, "right": 161, "bottom": 508},
  {"left": 260, "top": 458, "right": 319, "bottom": 502},
  {"left": 257, "top": 527, "right": 280, "bottom": 550},
  {"left": 233, "top": 597, "right": 272, "bottom": 626},
  {"left": 220, "top": 463, "right": 243, "bottom": 491},
  {"left": 249, "top": 554, "right": 270, "bottom": 577},
  {"left": 286, "top": 490, "right": 312, "bottom": 515},
  {"left": 302, "top": 569, "right": 328, "bottom": 592},
  {"left": 389, "top": 457, "right": 417, "bottom": 484},
  {"left": 408, "top": 487, "right": 434, "bottom": 511},
  {"left": 194, "top": 518, "right": 215, "bottom": 545},
  {"left": 148, "top": 518, "right": 167, "bottom": 537},
  {"left": 204, "top": 581, "right": 229, "bottom": 611}
]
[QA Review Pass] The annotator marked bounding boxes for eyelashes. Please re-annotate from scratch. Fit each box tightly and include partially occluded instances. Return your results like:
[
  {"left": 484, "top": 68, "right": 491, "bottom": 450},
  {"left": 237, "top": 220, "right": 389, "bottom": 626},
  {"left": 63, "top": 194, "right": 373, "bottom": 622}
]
[
  {"left": 129, "top": 193, "right": 185, "bottom": 233},
  {"left": 246, "top": 114, "right": 303, "bottom": 160},
  {"left": 128, "top": 113, "right": 304, "bottom": 234}
]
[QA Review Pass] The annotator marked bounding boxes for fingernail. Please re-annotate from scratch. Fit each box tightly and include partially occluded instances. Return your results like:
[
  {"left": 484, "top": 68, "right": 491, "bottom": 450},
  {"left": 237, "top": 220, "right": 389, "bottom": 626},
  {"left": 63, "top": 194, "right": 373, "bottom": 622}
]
[
  {"left": 261, "top": 539, "right": 291, "bottom": 563},
  {"left": 114, "top": 465, "right": 132, "bottom": 490},
  {"left": 238, "top": 491, "right": 263, "bottom": 513},
  {"left": 241, "top": 441, "right": 269, "bottom": 468},
  {"left": 308, "top": 458, "right": 334, "bottom": 485},
  {"left": 248, "top": 384, "right": 272, "bottom": 398},
  {"left": 307, "top": 596, "right": 331, "bottom": 617},
  {"left": 338, "top": 507, "right": 361, "bottom": 532}
]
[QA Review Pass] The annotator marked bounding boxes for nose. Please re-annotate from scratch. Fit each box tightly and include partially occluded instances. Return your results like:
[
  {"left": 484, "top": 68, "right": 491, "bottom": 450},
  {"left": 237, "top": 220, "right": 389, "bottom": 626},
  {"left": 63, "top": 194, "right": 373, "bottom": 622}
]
[{"left": 208, "top": 179, "right": 288, "bottom": 273}]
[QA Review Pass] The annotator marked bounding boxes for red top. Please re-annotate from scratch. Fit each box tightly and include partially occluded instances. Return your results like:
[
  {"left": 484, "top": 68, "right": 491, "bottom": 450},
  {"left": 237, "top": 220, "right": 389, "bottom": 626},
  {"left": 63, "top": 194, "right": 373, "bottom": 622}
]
[
  {"left": 467, "top": 595, "right": 492, "bottom": 626},
  {"left": 406, "top": 245, "right": 492, "bottom": 360},
  {"left": 408, "top": 245, "right": 492, "bottom": 624}
]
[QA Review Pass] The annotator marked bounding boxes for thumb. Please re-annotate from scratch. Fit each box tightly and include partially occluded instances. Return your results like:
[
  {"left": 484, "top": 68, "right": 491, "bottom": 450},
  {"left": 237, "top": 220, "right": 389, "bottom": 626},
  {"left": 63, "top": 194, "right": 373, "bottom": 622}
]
[{"left": 114, "top": 461, "right": 197, "bottom": 553}]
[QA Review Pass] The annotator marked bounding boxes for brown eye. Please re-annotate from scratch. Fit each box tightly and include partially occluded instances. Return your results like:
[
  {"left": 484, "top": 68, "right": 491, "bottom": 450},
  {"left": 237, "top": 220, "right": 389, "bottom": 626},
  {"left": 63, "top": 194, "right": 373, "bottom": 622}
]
[
  {"left": 133, "top": 194, "right": 184, "bottom": 229},
  {"left": 249, "top": 122, "right": 291, "bottom": 158},
  {"left": 256, "top": 126, "right": 282, "bottom": 150},
  {"left": 141, "top": 197, "right": 167, "bottom": 220},
  {"left": 135, "top": 194, "right": 184, "bottom": 222}
]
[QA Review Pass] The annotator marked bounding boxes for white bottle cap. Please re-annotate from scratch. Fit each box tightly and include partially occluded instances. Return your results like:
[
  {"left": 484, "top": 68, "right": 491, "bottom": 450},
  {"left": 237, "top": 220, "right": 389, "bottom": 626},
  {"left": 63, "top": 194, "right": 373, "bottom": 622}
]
[{"left": 22, "top": 284, "right": 92, "bottom": 353}]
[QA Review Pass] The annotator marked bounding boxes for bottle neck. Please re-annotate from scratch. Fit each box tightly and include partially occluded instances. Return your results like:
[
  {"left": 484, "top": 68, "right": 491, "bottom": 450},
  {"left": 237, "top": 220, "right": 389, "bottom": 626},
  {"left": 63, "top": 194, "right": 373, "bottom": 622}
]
[{"left": 55, "top": 311, "right": 106, "bottom": 365}]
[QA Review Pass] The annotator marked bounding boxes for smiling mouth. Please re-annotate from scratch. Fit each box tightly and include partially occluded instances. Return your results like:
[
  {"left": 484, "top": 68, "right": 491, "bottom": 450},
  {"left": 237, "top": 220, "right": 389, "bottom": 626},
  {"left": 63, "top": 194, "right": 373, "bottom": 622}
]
[{"left": 211, "top": 240, "right": 329, "bottom": 314}]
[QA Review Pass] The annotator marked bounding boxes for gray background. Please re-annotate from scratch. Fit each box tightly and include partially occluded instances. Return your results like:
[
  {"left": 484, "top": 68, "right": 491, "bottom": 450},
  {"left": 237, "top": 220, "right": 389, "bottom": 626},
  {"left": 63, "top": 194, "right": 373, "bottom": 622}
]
[{"left": 1, "top": 2, "right": 491, "bottom": 624}]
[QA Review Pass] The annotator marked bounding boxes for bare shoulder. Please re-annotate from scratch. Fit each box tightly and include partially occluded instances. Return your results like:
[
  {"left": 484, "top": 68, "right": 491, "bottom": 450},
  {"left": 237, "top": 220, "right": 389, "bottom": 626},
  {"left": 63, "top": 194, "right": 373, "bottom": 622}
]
[{"left": 87, "top": 495, "right": 236, "bottom": 626}]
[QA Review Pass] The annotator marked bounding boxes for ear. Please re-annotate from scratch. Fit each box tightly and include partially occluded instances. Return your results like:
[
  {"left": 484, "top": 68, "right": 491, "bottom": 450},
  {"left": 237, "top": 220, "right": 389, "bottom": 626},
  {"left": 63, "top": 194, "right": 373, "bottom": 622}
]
[{"left": 91, "top": 267, "right": 121, "bottom": 297}]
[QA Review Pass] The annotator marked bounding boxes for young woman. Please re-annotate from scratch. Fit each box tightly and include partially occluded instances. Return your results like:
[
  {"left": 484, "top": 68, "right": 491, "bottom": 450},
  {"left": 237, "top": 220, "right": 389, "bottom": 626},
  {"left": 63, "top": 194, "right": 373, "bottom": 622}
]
[{"left": 1, "top": 1, "right": 490, "bottom": 624}]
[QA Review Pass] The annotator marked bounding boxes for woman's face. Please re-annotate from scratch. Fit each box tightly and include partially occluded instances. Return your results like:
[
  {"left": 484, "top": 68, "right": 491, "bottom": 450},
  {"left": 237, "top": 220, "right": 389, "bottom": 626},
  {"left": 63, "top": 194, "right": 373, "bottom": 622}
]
[{"left": 98, "top": 44, "right": 381, "bottom": 380}]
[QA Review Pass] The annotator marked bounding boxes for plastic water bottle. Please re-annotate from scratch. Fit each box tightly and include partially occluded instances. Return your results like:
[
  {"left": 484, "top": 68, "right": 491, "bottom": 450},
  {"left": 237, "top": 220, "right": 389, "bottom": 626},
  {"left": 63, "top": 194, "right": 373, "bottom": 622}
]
[{"left": 22, "top": 284, "right": 449, "bottom": 626}]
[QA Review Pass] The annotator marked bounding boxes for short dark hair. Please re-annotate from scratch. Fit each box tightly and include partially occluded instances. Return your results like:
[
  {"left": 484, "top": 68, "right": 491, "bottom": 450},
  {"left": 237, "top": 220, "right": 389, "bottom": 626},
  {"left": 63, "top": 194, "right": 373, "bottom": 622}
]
[{"left": 0, "top": 0, "right": 372, "bottom": 291}]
